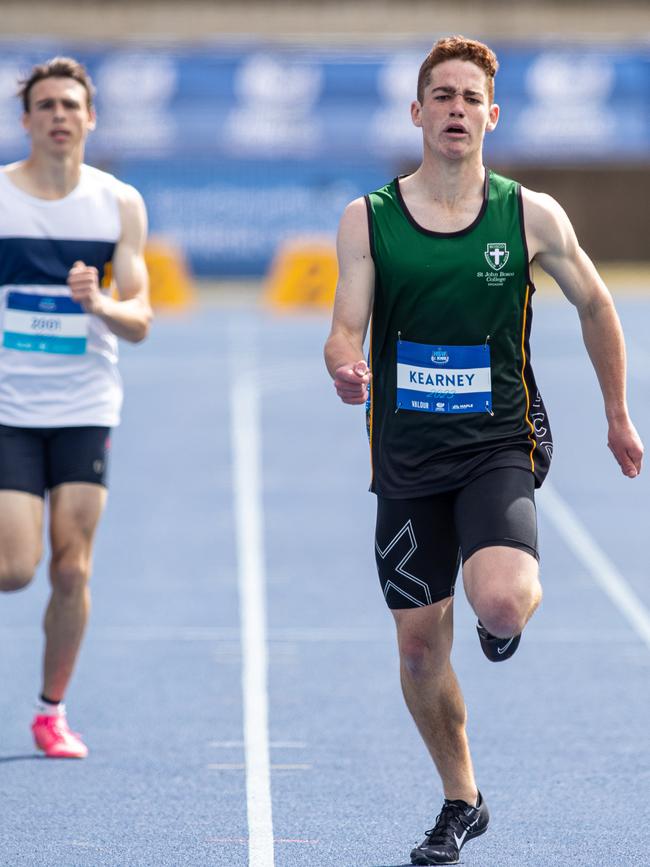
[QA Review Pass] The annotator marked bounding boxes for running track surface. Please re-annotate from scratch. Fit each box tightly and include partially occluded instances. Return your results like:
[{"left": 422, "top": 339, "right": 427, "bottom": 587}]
[{"left": 1, "top": 291, "right": 649, "bottom": 867}]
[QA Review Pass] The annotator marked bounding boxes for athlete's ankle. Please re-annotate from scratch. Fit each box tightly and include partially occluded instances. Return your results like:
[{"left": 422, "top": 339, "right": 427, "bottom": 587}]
[
  {"left": 37, "top": 694, "right": 65, "bottom": 717},
  {"left": 444, "top": 788, "right": 479, "bottom": 806}
]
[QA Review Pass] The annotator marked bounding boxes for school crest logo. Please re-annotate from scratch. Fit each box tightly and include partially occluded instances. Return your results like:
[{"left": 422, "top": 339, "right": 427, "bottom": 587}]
[{"left": 484, "top": 242, "right": 509, "bottom": 271}]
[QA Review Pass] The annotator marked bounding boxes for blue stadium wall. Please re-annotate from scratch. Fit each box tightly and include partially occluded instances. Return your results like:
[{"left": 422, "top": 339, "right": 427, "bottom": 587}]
[{"left": 2, "top": 41, "right": 648, "bottom": 275}]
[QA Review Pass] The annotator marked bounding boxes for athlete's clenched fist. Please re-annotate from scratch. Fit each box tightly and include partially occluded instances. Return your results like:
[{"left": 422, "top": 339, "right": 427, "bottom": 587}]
[
  {"left": 67, "top": 260, "right": 104, "bottom": 314},
  {"left": 334, "top": 360, "right": 371, "bottom": 405}
]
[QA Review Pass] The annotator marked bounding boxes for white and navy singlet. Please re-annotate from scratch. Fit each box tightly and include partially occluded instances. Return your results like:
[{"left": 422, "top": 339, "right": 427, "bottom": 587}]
[{"left": 0, "top": 164, "right": 126, "bottom": 428}]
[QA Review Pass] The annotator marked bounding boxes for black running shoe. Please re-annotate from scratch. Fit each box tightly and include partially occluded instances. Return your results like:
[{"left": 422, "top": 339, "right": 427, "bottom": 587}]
[
  {"left": 476, "top": 620, "right": 521, "bottom": 662},
  {"left": 410, "top": 792, "right": 489, "bottom": 865}
]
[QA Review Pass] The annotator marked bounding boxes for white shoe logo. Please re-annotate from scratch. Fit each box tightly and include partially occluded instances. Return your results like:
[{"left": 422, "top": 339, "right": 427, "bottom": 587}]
[
  {"left": 453, "top": 830, "right": 467, "bottom": 849},
  {"left": 454, "top": 814, "right": 480, "bottom": 849},
  {"left": 497, "top": 637, "right": 515, "bottom": 655}
]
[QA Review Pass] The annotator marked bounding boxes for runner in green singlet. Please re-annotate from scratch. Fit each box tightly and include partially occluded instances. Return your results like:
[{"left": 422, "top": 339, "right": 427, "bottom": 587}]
[{"left": 324, "top": 35, "right": 643, "bottom": 866}]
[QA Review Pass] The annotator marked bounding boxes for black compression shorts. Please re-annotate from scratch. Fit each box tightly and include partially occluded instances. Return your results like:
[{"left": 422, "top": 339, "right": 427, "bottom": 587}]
[
  {"left": 0, "top": 424, "right": 111, "bottom": 498},
  {"left": 375, "top": 466, "right": 538, "bottom": 609}
]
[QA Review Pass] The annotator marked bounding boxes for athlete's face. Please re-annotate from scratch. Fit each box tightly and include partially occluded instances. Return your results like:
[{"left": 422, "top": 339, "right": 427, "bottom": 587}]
[
  {"left": 411, "top": 59, "right": 499, "bottom": 161},
  {"left": 22, "top": 77, "right": 96, "bottom": 157}
]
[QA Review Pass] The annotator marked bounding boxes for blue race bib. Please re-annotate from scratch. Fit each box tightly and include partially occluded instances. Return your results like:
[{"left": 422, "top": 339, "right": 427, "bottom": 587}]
[{"left": 396, "top": 339, "right": 492, "bottom": 414}]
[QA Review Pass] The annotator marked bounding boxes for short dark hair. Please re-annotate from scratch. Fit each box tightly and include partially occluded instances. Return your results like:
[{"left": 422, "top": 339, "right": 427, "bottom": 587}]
[
  {"left": 17, "top": 57, "right": 95, "bottom": 112},
  {"left": 417, "top": 36, "right": 499, "bottom": 104}
]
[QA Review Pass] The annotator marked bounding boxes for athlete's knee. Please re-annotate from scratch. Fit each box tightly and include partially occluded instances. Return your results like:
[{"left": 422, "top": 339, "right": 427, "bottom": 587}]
[
  {"left": 0, "top": 558, "right": 37, "bottom": 592},
  {"left": 477, "top": 589, "right": 539, "bottom": 638},
  {"left": 398, "top": 632, "right": 450, "bottom": 679},
  {"left": 50, "top": 556, "right": 90, "bottom": 596}
]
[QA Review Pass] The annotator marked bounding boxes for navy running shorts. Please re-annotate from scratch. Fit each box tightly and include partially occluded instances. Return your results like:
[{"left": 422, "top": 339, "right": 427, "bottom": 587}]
[
  {"left": 375, "top": 466, "right": 539, "bottom": 609},
  {"left": 0, "top": 424, "right": 111, "bottom": 497}
]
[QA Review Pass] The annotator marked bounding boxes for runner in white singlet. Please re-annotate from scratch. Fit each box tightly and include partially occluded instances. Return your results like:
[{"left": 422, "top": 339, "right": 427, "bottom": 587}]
[{"left": 0, "top": 57, "right": 151, "bottom": 758}]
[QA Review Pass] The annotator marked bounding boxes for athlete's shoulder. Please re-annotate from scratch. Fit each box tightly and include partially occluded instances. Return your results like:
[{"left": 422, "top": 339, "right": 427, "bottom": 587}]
[
  {"left": 520, "top": 186, "right": 578, "bottom": 260},
  {"left": 487, "top": 169, "right": 522, "bottom": 200},
  {"left": 366, "top": 177, "right": 397, "bottom": 204},
  {"left": 81, "top": 163, "right": 121, "bottom": 188},
  {"left": 81, "top": 164, "right": 140, "bottom": 201},
  {"left": 520, "top": 185, "right": 564, "bottom": 216},
  {"left": 0, "top": 162, "right": 26, "bottom": 195},
  {"left": 520, "top": 185, "right": 571, "bottom": 234},
  {"left": 338, "top": 196, "right": 369, "bottom": 246}
]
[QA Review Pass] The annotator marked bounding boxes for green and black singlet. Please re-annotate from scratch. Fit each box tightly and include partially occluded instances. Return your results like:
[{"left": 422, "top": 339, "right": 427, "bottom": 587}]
[{"left": 365, "top": 169, "right": 553, "bottom": 498}]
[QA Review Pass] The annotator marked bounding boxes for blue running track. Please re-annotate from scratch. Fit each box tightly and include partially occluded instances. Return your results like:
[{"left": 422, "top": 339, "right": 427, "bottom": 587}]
[{"left": 0, "top": 292, "right": 648, "bottom": 867}]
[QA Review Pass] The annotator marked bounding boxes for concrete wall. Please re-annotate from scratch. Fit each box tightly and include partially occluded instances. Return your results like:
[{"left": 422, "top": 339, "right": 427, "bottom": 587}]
[
  {"left": 2, "top": 0, "right": 649, "bottom": 40},
  {"left": 495, "top": 165, "right": 650, "bottom": 262}
]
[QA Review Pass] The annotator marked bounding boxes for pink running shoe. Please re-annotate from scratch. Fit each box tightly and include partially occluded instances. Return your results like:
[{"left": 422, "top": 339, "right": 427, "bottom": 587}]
[{"left": 31, "top": 714, "right": 88, "bottom": 759}]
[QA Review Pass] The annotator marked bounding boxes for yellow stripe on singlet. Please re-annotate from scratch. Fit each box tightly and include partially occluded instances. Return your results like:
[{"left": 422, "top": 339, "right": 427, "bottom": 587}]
[
  {"left": 367, "top": 322, "right": 374, "bottom": 481},
  {"left": 520, "top": 284, "right": 536, "bottom": 473}
]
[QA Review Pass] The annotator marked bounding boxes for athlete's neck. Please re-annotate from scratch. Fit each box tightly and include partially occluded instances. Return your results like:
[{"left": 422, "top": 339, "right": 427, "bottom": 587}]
[
  {"left": 7, "top": 152, "right": 84, "bottom": 200},
  {"left": 404, "top": 157, "right": 485, "bottom": 212}
]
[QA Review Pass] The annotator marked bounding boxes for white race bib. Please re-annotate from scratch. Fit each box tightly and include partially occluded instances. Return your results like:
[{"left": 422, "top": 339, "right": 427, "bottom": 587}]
[{"left": 3, "top": 291, "right": 88, "bottom": 355}]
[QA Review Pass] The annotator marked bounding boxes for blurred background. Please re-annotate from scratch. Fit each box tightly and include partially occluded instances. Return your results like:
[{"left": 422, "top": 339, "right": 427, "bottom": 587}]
[
  {"left": 1, "top": 0, "right": 648, "bottom": 290},
  {"left": 2, "top": 8, "right": 649, "bottom": 867}
]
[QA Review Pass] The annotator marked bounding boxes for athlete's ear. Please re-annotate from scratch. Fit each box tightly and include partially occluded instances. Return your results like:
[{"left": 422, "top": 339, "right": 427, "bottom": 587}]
[
  {"left": 411, "top": 99, "right": 423, "bottom": 128},
  {"left": 87, "top": 107, "right": 97, "bottom": 133},
  {"left": 486, "top": 102, "right": 499, "bottom": 133}
]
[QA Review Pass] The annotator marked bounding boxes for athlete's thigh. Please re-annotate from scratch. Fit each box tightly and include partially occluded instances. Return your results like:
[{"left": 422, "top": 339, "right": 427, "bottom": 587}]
[
  {"left": 453, "top": 466, "right": 538, "bottom": 562},
  {"left": 46, "top": 426, "right": 111, "bottom": 559},
  {"left": 375, "top": 492, "right": 461, "bottom": 609},
  {"left": 0, "top": 425, "right": 46, "bottom": 570},
  {"left": 48, "top": 483, "right": 108, "bottom": 560},
  {"left": 46, "top": 426, "right": 111, "bottom": 491},
  {"left": 0, "top": 423, "right": 47, "bottom": 497},
  {"left": 0, "top": 490, "right": 44, "bottom": 571},
  {"left": 453, "top": 467, "right": 539, "bottom": 603}
]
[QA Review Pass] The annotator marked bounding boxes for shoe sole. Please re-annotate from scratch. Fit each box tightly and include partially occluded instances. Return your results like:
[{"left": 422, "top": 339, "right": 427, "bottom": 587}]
[
  {"left": 34, "top": 744, "right": 88, "bottom": 759},
  {"left": 410, "top": 825, "right": 488, "bottom": 865}
]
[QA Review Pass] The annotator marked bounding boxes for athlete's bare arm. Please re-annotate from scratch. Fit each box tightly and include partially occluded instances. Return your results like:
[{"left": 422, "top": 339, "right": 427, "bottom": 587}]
[
  {"left": 67, "top": 184, "right": 152, "bottom": 343},
  {"left": 324, "top": 198, "right": 375, "bottom": 405},
  {"left": 522, "top": 187, "right": 643, "bottom": 478}
]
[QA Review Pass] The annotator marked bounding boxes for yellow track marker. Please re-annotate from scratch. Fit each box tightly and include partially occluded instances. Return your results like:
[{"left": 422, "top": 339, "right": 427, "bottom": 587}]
[{"left": 264, "top": 236, "right": 337, "bottom": 310}]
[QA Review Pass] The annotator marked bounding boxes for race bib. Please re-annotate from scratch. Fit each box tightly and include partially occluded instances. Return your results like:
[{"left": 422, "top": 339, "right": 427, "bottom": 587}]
[
  {"left": 3, "top": 292, "right": 88, "bottom": 355},
  {"left": 396, "top": 339, "right": 492, "bottom": 414}
]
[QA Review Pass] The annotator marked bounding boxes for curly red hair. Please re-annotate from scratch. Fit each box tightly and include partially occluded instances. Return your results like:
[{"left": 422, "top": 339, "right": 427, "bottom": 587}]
[{"left": 417, "top": 36, "right": 499, "bottom": 104}]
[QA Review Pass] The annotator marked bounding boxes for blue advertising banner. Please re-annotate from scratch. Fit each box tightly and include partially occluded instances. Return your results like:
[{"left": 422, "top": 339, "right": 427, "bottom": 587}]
[
  {"left": 0, "top": 40, "right": 648, "bottom": 274},
  {"left": 117, "top": 157, "right": 391, "bottom": 275}
]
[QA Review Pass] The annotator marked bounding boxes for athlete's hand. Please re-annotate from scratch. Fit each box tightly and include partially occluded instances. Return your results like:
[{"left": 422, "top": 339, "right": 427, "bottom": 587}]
[
  {"left": 334, "top": 361, "right": 371, "bottom": 405},
  {"left": 607, "top": 417, "right": 644, "bottom": 478},
  {"left": 67, "top": 260, "right": 105, "bottom": 315}
]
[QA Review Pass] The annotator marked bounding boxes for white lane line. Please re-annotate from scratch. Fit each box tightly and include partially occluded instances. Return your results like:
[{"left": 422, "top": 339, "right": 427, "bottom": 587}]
[
  {"left": 208, "top": 764, "right": 312, "bottom": 772},
  {"left": 231, "top": 367, "right": 275, "bottom": 867},
  {"left": 0, "top": 625, "right": 640, "bottom": 644},
  {"left": 539, "top": 482, "right": 650, "bottom": 651},
  {"left": 209, "top": 741, "right": 306, "bottom": 749}
]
